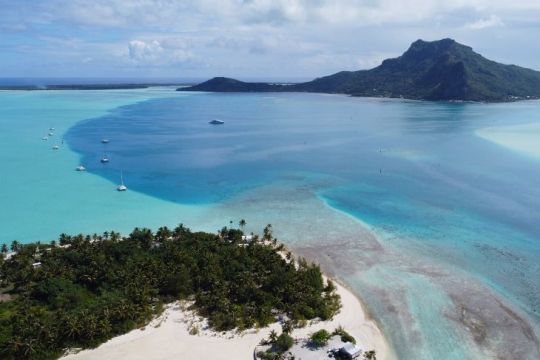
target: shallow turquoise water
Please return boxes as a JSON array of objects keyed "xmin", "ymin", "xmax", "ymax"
[
  {"xmin": 1, "ymin": 89, "xmax": 539, "ymax": 359},
  {"xmin": 0, "ymin": 88, "xmax": 211, "ymax": 242}
]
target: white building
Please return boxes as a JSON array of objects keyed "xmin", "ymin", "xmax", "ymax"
[{"xmin": 339, "ymin": 342, "xmax": 362, "ymax": 359}]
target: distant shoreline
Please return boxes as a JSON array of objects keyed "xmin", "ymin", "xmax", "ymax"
[
  {"xmin": 2, "ymin": 85, "xmax": 538, "ymax": 104},
  {"xmin": 0, "ymin": 83, "xmax": 190, "ymax": 91}
]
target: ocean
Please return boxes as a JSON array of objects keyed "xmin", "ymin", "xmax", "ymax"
[{"xmin": 1, "ymin": 88, "xmax": 539, "ymax": 359}]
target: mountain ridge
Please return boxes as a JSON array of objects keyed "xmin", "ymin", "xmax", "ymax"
[{"xmin": 179, "ymin": 38, "xmax": 540, "ymax": 102}]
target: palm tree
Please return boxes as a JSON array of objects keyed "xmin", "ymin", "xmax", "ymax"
[
  {"xmin": 156, "ymin": 226, "xmax": 172, "ymax": 242},
  {"xmin": 269, "ymin": 329, "xmax": 278, "ymax": 343},
  {"xmin": 219, "ymin": 227, "xmax": 228, "ymax": 239},
  {"xmin": 59, "ymin": 233, "xmax": 69, "ymax": 245},
  {"xmin": 64, "ymin": 314, "xmax": 82, "ymax": 339},
  {"xmin": 1, "ymin": 243, "xmax": 8, "ymax": 254},
  {"xmin": 282, "ymin": 320, "xmax": 294, "ymax": 334},
  {"xmin": 10, "ymin": 240, "xmax": 20, "ymax": 252},
  {"xmin": 110, "ymin": 231, "xmax": 120, "ymax": 242},
  {"xmin": 263, "ymin": 224, "xmax": 272, "ymax": 241},
  {"xmin": 6, "ymin": 337, "xmax": 25, "ymax": 357},
  {"xmin": 239, "ymin": 219, "xmax": 246, "ymax": 231},
  {"xmin": 173, "ymin": 223, "xmax": 186, "ymax": 238}
]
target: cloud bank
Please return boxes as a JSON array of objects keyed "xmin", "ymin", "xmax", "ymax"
[{"xmin": 1, "ymin": 0, "xmax": 539, "ymax": 78}]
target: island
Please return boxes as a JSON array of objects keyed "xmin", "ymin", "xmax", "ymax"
[
  {"xmin": 179, "ymin": 38, "xmax": 540, "ymax": 102},
  {"xmin": 0, "ymin": 224, "xmax": 386, "ymax": 359},
  {"xmin": 0, "ymin": 84, "xmax": 191, "ymax": 91}
]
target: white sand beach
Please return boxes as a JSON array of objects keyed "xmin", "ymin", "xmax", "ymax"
[
  {"xmin": 476, "ymin": 122, "xmax": 540, "ymax": 159},
  {"xmin": 62, "ymin": 279, "xmax": 389, "ymax": 360}
]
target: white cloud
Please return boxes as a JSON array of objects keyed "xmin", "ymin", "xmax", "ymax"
[
  {"xmin": 464, "ymin": 15, "xmax": 504, "ymax": 30},
  {"xmin": 28, "ymin": 0, "xmax": 539, "ymax": 28},
  {"xmin": 128, "ymin": 40, "xmax": 162, "ymax": 63},
  {"xmin": 3, "ymin": 0, "xmax": 540, "ymax": 77},
  {"xmin": 128, "ymin": 39, "xmax": 194, "ymax": 66}
]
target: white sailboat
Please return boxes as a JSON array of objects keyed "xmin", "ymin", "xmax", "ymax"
[
  {"xmin": 100, "ymin": 155, "xmax": 110, "ymax": 163},
  {"xmin": 52, "ymin": 145, "xmax": 59, "ymax": 150},
  {"xmin": 117, "ymin": 171, "xmax": 127, "ymax": 191},
  {"xmin": 76, "ymin": 165, "xmax": 86, "ymax": 171}
]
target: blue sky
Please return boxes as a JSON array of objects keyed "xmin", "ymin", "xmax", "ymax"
[{"xmin": 1, "ymin": 0, "xmax": 540, "ymax": 80}]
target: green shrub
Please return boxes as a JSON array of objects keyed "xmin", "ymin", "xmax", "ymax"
[
  {"xmin": 275, "ymin": 333, "xmax": 294, "ymax": 352},
  {"xmin": 333, "ymin": 325, "xmax": 356, "ymax": 344},
  {"xmin": 364, "ymin": 350, "xmax": 377, "ymax": 360},
  {"xmin": 257, "ymin": 351, "xmax": 281, "ymax": 360},
  {"xmin": 310, "ymin": 329, "xmax": 331, "ymax": 347},
  {"xmin": 189, "ymin": 324, "xmax": 199, "ymax": 335}
]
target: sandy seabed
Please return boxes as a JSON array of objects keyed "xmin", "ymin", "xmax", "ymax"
[{"xmin": 476, "ymin": 122, "xmax": 540, "ymax": 159}]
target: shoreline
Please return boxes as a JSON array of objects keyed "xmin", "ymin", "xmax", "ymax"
[
  {"xmin": 62, "ymin": 273, "xmax": 389, "ymax": 360},
  {"xmin": 326, "ymin": 276, "xmax": 392, "ymax": 359},
  {"xmin": 309, "ymin": 194, "xmax": 395, "ymax": 357}
]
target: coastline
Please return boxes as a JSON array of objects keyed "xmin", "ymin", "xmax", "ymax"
[{"xmin": 62, "ymin": 274, "xmax": 389, "ymax": 360}]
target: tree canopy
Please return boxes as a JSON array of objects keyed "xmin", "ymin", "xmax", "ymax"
[{"xmin": 0, "ymin": 224, "xmax": 340, "ymax": 359}]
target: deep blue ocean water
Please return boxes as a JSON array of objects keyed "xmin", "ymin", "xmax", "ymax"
[{"xmin": 2, "ymin": 89, "xmax": 539, "ymax": 359}]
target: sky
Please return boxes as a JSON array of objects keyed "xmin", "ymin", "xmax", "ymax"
[{"xmin": 1, "ymin": 0, "xmax": 540, "ymax": 81}]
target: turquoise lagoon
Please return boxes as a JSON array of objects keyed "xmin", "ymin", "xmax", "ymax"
[{"xmin": 1, "ymin": 88, "xmax": 539, "ymax": 359}]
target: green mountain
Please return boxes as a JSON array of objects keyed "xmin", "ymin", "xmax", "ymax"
[{"xmin": 179, "ymin": 39, "xmax": 540, "ymax": 102}]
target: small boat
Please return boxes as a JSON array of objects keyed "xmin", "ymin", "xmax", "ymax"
[
  {"xmin": 48, "ymin": 132, "xmax": 54, "ymax": 136},
  {"xmin": 52, "ymin": 145, "xmax": 59, "ymax": 150},
  {"xmin": 101, "ymin": 139, "xmax": 110, "ymax": 144},
  {"xmin": 117, "ymin": 171, "xmax": 127, "ymax": 191},
  {"xmin": 42, "ymin": 136, "xmax": 48, "ymax": 141},
  {"xmin": 100, "ymin": 155, "xmax": 110, "ymax": 163},
  {"xmin": 209, "ymin": 119, "xmax": 225, "ymax": 125},
  {"xmin": 76, "ymin": 165, "xmax": 86, "ymax": 171},
  {"xmin": 49, "ymin": 127, "xmax": 55, "ymax": 131}
]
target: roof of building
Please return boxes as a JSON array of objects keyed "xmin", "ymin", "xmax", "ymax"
[{"xmin": 340, "ymin": 342, "xmax": 362, "ymax": 355}]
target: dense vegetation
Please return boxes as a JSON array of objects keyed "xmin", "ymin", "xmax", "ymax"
[
  {"xmin": 179, "ymin": 38, "xmax": 540, "ymax": 102},
  {"xmin": 0, "ymin": 224, "xmax": 340, "ymax": 359}
]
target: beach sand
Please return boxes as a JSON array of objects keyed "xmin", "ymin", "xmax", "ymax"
[{"xmin": 62, "ymin": 280, "xmax": 389, "ymax": 360}]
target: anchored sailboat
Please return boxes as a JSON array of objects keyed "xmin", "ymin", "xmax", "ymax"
[{"xmin": 117, "ymin": 171, "xmax": 127, "ymax": 191}]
